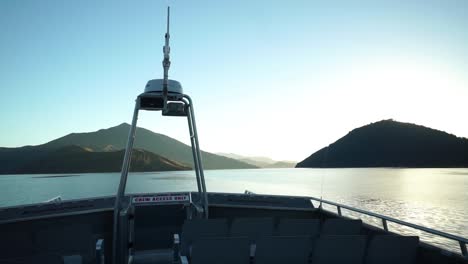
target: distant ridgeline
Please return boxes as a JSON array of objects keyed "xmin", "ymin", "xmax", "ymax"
[
  {"xmin": 0, "ymin": 123, "xmax": 256, "ymax": 174},
  {"xmin": 216, "ymin": 153, "xmax": 296, "ymax": 168},
  {"xmin": 297, "ymin": 120, "xmax": 468, "ymax": 168}
]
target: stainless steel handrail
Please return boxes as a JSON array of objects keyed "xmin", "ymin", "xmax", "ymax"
[{"xmin": 309, "ymin": 196, "xmax": 468, "ymax": 258}]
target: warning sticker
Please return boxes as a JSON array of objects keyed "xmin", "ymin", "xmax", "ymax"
[{"xmin": 132, "ymin": 194, "xmax": 190, "ymax": 204}]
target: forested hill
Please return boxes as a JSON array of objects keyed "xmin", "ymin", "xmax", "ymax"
[
  {"xmin": 0, "ymin": 145, "xmax": 191, "ymax": 174},
  {"xmin": 42, "ymin": 123, "xmax": 256, "ymax": 170},
  {"xmin": 0, "ymin": 123, "xmax": 256, "ymax": 172},
  {"xmin": 296, "ymin": 120, "xmax": 468, "ymax": 168}
]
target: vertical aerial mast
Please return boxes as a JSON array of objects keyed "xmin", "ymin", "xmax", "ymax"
[
  {"xmin": 112, "ymin": 6, "xmax": 209, "ymax": 264},
  {"xmin": 162, "ymin": 6, "xmax": 171, "ymax": 108}
]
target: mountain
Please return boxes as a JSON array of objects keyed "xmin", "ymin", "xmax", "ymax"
[
  {"xmin": 267, "ymin": 161, "xmax": 297, "ymax": 168},
  {"xmin": 296, "ymin": 120, "xmax": 468, "ymax": 168},
  {"xmin": 216, "ymin": 153, "xmax": 247, "ymax": 160},
  {"xmin": 217, "ymin": 153, "xmax": 296, "ymax": 168},
  {"xmin": 3, "ymin": 145, "xmax": 190, "ymax": 174},
  {"xmin": 0, "ymin": 123, "xmax": 256, "ymax": 171}
]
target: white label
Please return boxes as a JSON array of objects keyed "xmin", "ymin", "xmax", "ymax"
[{"xmin": 132, "ymin": 194, "xmax": 190, "ymax": 204}]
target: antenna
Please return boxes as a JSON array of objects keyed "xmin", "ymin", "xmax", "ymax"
[{"xmin": 162, "ymin": 6, "xmax": 171, "ymax": 107}]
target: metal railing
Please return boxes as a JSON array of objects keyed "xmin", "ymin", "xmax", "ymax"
[{"xmin": 309, "ymin": 196, "xmax": 468, "ymax": 258}]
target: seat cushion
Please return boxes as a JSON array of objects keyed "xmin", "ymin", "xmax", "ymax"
[
  {"xmin": 255, "ymin": 236, "xmax": 312, "ymax": 264},
  {"xmin": 312, "ymin": 235, "xmax": 366, "ymax": 264},
  {"xmin": 365, "ymin": 235, "xmax": 419, "ymax": 264},
  {"xmin": 191, "ymin": 237, "xmax": 250, "ymax": 264}
]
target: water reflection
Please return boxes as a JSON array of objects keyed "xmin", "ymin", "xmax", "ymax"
[{"xmin": 0, "ymin": 168, "xmax": 466, "ymax": 254}]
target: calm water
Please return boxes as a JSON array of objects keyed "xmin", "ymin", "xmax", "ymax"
[{"xmin": 0, "ymin": 168, "xmax": 467, "ymax": 253}]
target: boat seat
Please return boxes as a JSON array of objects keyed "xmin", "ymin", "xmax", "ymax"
[
  {"xmin": 179, "ymin": 218, "xmax": 229, "ymax": 256},
  {"xmin": 311, "ymin": 235, "xmax": 367, "ymax": 264},
  {"xmin": 133, "ymin": 204, "xmax": 186, "ymax": 250},
  {"xmin": 1, "ymin": 254, "xmax": 65, "ymax": 264},
  {"xmin": 321, "ymin": 219, "xmax": 362, "ymax": 235},
  {"xmin": 132, "ymin": 249, "xmax": 173, "ymax": 264},
  {"xmin": 277, "ymin": 218, "xmax": 320, "ymax": 237},
  {"xmin": 189, "ymin": 237, "xmax": 250, "ymax": 264},
  {"xmin": 0, "ymin": 231, "xmax": 35, "ymax": 258},
  {"xmin": 255, "ymin": 236, "xmax": 312, "ymax": 264},
  {"xmin": 34, "ymin": 224, "xmax": 93, "ymax": 263},
  {"xmin": 365, "ymin": 235, "xmax": 419, "ymax": 264},
  {"xmin": 230, "ymin": 217, "xmax": 274, "ymax": 257},
  {"xmin": 63, "ymin": 255, "xmax": 83, "ymax": 264},
  {"xmin": 230, "ymin": 217, "xmax": 274, "ymax": 243},
  {"xmin": 0, "ymin": 230, "xmax": 85, "ymax": 264}
]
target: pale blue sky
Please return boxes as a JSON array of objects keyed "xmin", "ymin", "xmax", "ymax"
[{"xmin": 1, "ymin": 0, "xmax": 467, "ymax": 160}]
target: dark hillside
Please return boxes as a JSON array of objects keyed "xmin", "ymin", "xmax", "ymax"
[
  {"xmin": 297, "ymin": 120, "xmax": 468, "ymax": 168},
  {"xmin": 42, "ymin": 123, "xmax": 255, "ymax": 170},
  {"xmin": 0, "ymin": 123, "xmax": 256, "ymax": 171},
  {"xmin": 6, "ymin": 145, "xmax": 190, "ymax": 174}
]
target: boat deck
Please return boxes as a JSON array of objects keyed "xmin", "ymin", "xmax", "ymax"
[{"xmin": 0, "ymin": 192, "xmax": 466, "ymax": 264}]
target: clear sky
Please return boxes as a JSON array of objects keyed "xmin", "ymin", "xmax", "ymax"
[{"xmin": 1, "ymin": 0, "xmax": 467, "ymax": 161}]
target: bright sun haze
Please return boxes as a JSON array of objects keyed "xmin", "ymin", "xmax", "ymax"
[{"xmin": 0, "ymin": 0, "xmax": 467, "ymax": 161}]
